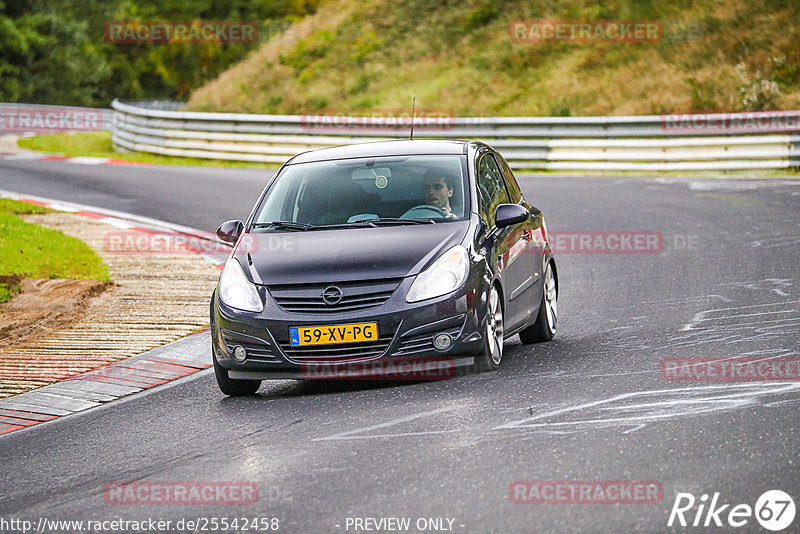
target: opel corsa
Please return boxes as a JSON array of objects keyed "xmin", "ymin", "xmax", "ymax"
[{"xmin": 211, "ymin": 140, "xmax": 558, "ymax": 395}]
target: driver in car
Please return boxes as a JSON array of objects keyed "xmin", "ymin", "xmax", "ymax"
[{"xmin": 422, "ymin": 167, "xmax": 458, "ymax": 219}]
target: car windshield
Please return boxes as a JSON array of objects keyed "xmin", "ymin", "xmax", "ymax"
[{"xmin": 253, "ymin": 155, "xmax": 470, "ymax": 229}]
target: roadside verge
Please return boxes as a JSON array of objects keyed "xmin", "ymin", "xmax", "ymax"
[{"xmin": 0, "ymin": 191, "xmax": 230, "ymax": 435}]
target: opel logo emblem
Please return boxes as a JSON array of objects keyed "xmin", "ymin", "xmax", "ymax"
[{"xmin": 322, "ymin": 286, "xmax": 343, "ymax": 305}]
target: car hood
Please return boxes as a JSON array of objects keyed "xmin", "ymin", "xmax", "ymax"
[{"xmin": 234, "ymin": 222, "xmax": 470, "ymax": 285}]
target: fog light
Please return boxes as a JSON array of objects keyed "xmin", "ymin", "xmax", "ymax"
[
  {"xmin": 233, "ymin": 345, "xmax": 247, "ymax": 362},
  {"xmin": 433, "ymin": 333, "xmax": 452, "ymax": 351}
]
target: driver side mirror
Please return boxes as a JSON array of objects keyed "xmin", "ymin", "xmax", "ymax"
[
  {"xmin": 216, "ymin": 220, "xmax": 244, "ymax": 244},
  {"xmin": 494, "ymin": 204, "xmax": 530, "ymax": 228}
]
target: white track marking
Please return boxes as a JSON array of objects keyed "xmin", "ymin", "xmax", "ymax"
[
  {"xmin": 64, "ymin": 157, "xmax": 110, "ymax": 165},
  {"xmin": 495, "ymin": 382, "xmax": 800, "ymax": 434},
  {"xmin": 681, "ymin": 300, "xmax": 800, "ymax": 331},
  {"xmin": 312, "ymin": 406, "xmax": 459, "ymax": 441}
]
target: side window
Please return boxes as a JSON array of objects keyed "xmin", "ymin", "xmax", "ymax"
[
  {"xmin": 496, "ymin": 155, "xmax": 522, "ymax": 203},
  {"xmin": 477, "ymin": 153, "xmax": 510, "ymax": 227}
]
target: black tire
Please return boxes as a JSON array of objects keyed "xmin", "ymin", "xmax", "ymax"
[
  {"xmin": 213, "ymin": 356, "xmax": 261, "ymax": 396},
  {"xmin": 519, "ymin": 262, "xmax": 557, "ymax": 344},
  {"xmin": 475, "ymin": 284, "xmax": 504, "ymax": 372}
]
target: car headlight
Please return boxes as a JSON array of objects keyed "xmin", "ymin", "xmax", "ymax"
[
  {"xmin": 218, "ymin": 258, "xmax": 264, "ymax": 312},
  {"xmin": 406, "ymin": 245, "xmax": 469, "ymax": 303}
]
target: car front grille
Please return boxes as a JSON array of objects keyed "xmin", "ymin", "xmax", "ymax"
[
  {"xmin": 278, "ymin": 335, "xmax": 394, "ymax": 363},
  {"xmin": 267, "ymin": 279, "xmax": 402, "ymax": 314}
]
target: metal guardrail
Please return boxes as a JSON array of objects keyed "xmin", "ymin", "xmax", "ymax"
[{"xmin": 109, "ymin": 100, "xmax": 794, "ymax": 170}]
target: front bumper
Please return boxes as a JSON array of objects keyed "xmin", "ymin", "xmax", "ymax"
[{"xmin": 211, "ymin": 276, "xmax": 486, "ymax": 379}]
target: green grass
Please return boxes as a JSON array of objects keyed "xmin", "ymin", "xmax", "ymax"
[
  {"xmin": 0, "ymin": 280, "xmax": 21, "ymax": 303},
  {"xmin": 0, "ymin": 199, "xmax": 50, "ymax": 215},
  {"xmin": 16, "ymin": 132, "xmax": 279, "ymax": 169},
  {"xmin": 0, "ymin": 199, "xmax": 109, "ymax": 303}
]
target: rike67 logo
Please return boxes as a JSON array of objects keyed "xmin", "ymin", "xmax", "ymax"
[{"xmin": 668, "ymin": 490, "xmax": 795, "ymax": 531}]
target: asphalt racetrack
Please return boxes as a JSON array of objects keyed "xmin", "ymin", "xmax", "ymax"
[{"xmin": 1, "ymin": 159, "xmax": 799, "ymax": 533}]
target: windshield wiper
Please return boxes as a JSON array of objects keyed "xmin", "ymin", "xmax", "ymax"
[
  {"xmin": 368, "ymin": 218, "xmax": 437, "ymax": 226},
  {"xmin": 312, "ymin": 220, "xmax": 378, "ymax": 229},
  {"xmin": 251, "ymin": 221, "xmax": 317, "ymax": 231},
  {"xmin": 251, "ymin": 218, "xmax": 438, "ymax": 232}
]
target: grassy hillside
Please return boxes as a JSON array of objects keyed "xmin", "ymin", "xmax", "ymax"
[{"xmin": 186, "ymin": 0, "xmax": 800, "ymax": 116}]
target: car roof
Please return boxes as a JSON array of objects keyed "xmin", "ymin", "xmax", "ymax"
[{"xmin": 287, "ymin": 139, "xmax": 476, "ymax": 164}]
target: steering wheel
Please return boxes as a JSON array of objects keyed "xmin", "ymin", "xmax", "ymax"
[{"xmin": 400, "ymin": 205, "xmax": 450, "ymax": 219}]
